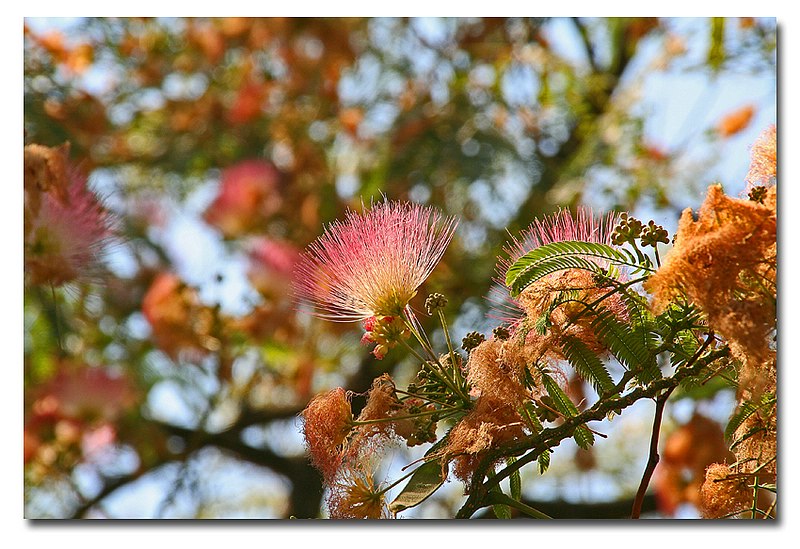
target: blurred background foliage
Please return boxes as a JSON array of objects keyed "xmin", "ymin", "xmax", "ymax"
[{"xmin": 23, "ymin": 17, "xmax": 776, "ymax": 518}]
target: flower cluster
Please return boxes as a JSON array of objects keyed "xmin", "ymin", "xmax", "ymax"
[
  {"xmin": 24, "ymin": 143, "xmax": 115, "ymax": 287},
  {"xmin": 295, "ymin": 128, "xmax": 777, "ymax": 519},
  {"xmin": 293, "ymin": 200, "xmax": 457, "ymax": 323}
]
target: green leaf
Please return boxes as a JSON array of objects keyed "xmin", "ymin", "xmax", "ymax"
[
  {"xmin": 591, "ymin": 309, "xmax": 660, "ymax": 383},
  {"xmin": 537, "ymin": 449, "xmax": 551, "ymax": 475},
  {"xmin": 505, "ymin": 240, "xmax": 646, "ymax": 297},
  {"xmin": 522, "ymin": 401, "xmax": 543, "ymax": 432},
  {"xmin": 388, "ymin": 439, "xmax": 448, "ymax": 514},
  {"xmin": 486, "ymin": 491, "xmax": 552, "ymax": 519},
  {"xmin": 491, "ymin": 491, "xmax": 512, "ymax": 519},
  {"xmin": 541, "ymin": 373, "xmax": 595, "ymax": 449},
  {"xmin": 620, "ymin": 290, "xmax": 658, "ymax": 350},
  {"xmin": 487, "ymin": 468, "xmax": 512, "ymax": 519},
  {"xmin": 725, "ymin": 392, "xmax": 776, "ymax": 442},
  {"xmin": 560, "ymin": 335, "xmax": 616, "ymax": 396},
  {"xmin": 508, "ymin": 457, "xmax": 521, "ymax": 501}
]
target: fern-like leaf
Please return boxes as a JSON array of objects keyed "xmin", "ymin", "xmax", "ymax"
[
  {"xmin": 541, "ymin": 372, "xmax": 595, "ymax": 449},
  {"xmin": 505, "ymin": 241, "xmax": 650, "ymax": 297},
  {"xmin": 560, "ymin": 335, "xmax": 616, "ymax": 396},
  {"xmin": 619, "ymin": 290, "xmax": 658, "ymax": 351},
  {"xmin": 591, "ymin": 309, "xmax": 660, "ymax": 383},
  {"xmin": 725, "ymin": 392, "xmax": 776, "ymax": 442},
  {"xmin": 537, "ymin": 449, "xmax": 551, "ymax": 475}
]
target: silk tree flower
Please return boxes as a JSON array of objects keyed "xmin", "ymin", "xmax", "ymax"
[
  {"xmin": 745, "ymin": 125, "xmax": 776, "ymax": 191},
  {"xmin": 24, "ymin": 162, "xmax": 115, "ymax": 287},
  {"xmin": 301, "ymin": 387, "xmax": 354, "ymax": 483},
  {"xmin": 293, "ymin": 200, "xmax": 457, "ymax": 322},
  {"xmin": 489, "ymin": 207, "xmax": 621, "ymax": 328},
  {"xmin": 486, "ymin": 207, "xmax": 628, "ymax": 371}
]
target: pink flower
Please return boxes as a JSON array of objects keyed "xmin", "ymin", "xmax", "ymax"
[
  {"xmin": 489, "ymin": 207, "xmax": 620, "ymax": 326},
  {"xmin": 294, "ymin": 201, "xmax": 457, "ymax": 322},
  {"xmin": 25, "ymin": 169, "xmax": 114, "ymax": 287},
  {"xmin": 203, "ymin": 160, "xmax": 282, "ymax": 237},
  {"xmin": 28, "ymin": 363, "xmax": 138, "ymax": 424},
  {"xmin": 246, "ymin": 237, "xmax": 300, "ymax": 298}
]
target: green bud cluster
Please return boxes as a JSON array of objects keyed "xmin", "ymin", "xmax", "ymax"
[
  {"xmin": 640, "ymin": 220, "xmax": 669, "ymax": 247},
  {"xmin": 612, "ymin": 213, "xmax": 669, "ymax": 250},
  {"xmin": 748, "ymin": 185, "xmax": 768, "ymax": 204},
  {"xmin": 461, "ymin": 331, "xmax": 485, "ymax": 352},
  {"xmin": 425, "ymin": 292, "xmax": 448, "ymax": 315},
  {"xmin": 492, "ymin": 326, "xmax": 510, "ymax": 341},
  {"xmin": 611, "ymin": 212, "xmax": 644, "ymax": 245}
]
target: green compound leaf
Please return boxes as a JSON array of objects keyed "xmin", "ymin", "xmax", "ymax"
[
  {"xmin": 725, "ymin": 392, "xmax": 776, "ymax": 443},
  {"xmin": 619, "ymin": 290, "xmax": 658, "ymax": 351},
  {"xmin": 389, "ymin": 438, "xmax": 448, "ymax": 514},
  {"xmin": 560, "ymin": 335, "xmax": 616, "ymax": 397},
  {"xmin": 508, "ymin": 457, "xmax": 521, "ymax": 501},
  {"xmin": 505, "ymin": 240, "xmax": 647, "ymax": 297},
  {"xmin": 537, "ymin": 449, "xmax": 551, "ymax": 475},
  {"xmin": 591, "ymin": 309, "xmax": 660, "ymax": 383},
  {"xmin": 541, "ymin": 372, "xmax": 595, "ymax": 449}
]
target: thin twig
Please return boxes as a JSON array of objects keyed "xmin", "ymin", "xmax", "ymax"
[
  {"xmin": 631, "ymin": 333, "xmax": 715, "ymax": 518},
  {"xmin": 630, "ymin": 386, "xmax": 675, "ymax": 518}
]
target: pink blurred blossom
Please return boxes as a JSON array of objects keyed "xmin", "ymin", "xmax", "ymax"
[
  {"xmin": 246, "ymin": 237, "xmax": 301, "ymax": 298},
  {"xmin": 203, "ymin": 160, "xmax": 282, "ymax": 237},
  {"xmin": 25, "ymin": 169, "xmax": 114, "ymax": 286},
  {"xmin": 29, "ymin": 364, "xmax": 138, "ymax": 424}
]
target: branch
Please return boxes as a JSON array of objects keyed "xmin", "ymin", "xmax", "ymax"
[
  {"xmin": 68, "ymin": 464, "xmax": 164, "ymax": 518},
  {"xmin": 571, "ymin": 17, "xmax": 599, "ymax": 72},
  {"xmin": 475, "ymin": 493, "xmax": 659, "ymax": 519},
  {"xmin": 455, "ymin": 343, "xmax": 730, "ymax": 519},
  {"xmin": 630, "ymin": 387, "xmax": 674, "ymax": 518},
  {"xmin": 632, "ymin": 334, "xmax": 714, "ymax": 518}
]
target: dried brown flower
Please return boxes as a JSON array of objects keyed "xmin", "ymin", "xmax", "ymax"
[
  {"xmin": 327, "ymin": 460, "xmax": 392, "ymax": 519},
  {"xmin": 445, "ymin": 397, "xmax": 526, "ymax": 485},
  {"xmin": 301, "ymin": 388, "xmax": 354, "ymax": 483},
  {"xmin": 699, "ymin": 463, "xmax": 752, "ymax": 518},
  {"xmin": 644, "ymin": 184, "xmax": 776, "ymax": 395},
  {"xmin": 745, "ymin": 125, "xmax": 776, "ymax": 190}
]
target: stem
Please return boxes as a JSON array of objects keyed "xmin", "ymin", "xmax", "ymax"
[
  {"xmin": 630, "ymin": 385, "xmax": 675, "ymax": 519},
  {"xmin": 402, "ymin": 311, "xmax": 439, "ymax": 363},
  {"xmin": 50, "ymin": 284, "xmax": 63, "ymax": 352},
  {"xmin": 437, "ymin": 309, "xmax": 461, "ymax": 387},
  {"xmin": 398, "ymin": 336, "xmax": 432, "ymax": 367},
  {"xmin": 394, "ymin": 388, "xmax": 452, "ymax": 408},
  {"xmin": 485, "ymin": 491, "xmax": 552, "ymax": 519},
  {"xmin": 631, "ymin": 333, "xmax": 714, "ymax": 518},
  {"xmin": 400, "ymin": 320, "xmax": 464, "ymax": 399},
  {"xmin": 377, "ymin": 465, "xmax": 425, "ymax": 496},
  {"xmin": 351, "ymin": 407, "xmax": 459, "ymax": 426},
  {"xmin": 557, "ymin": 275, "xmax": 649, "ymax": 334},
  {"xmin": 751, "ymin": 477, "xmax": 760, "ymax": 520}
]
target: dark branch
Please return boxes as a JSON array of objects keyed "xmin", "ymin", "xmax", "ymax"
[{"xmin": 476, "ymin": 493, "xmax": 659, "ymax": 519}]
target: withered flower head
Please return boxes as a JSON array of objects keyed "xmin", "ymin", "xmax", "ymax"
[
  {"xmin": 327, "ymin": 460, "xmax": 392, "ymax": 519},
  {"xmin": 301, "ymin": 387, "xmax": 354, "ymax": 483},
  {"xmin": 445, "ymin": 396, "xmax": 526, "ymax": 484}
]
